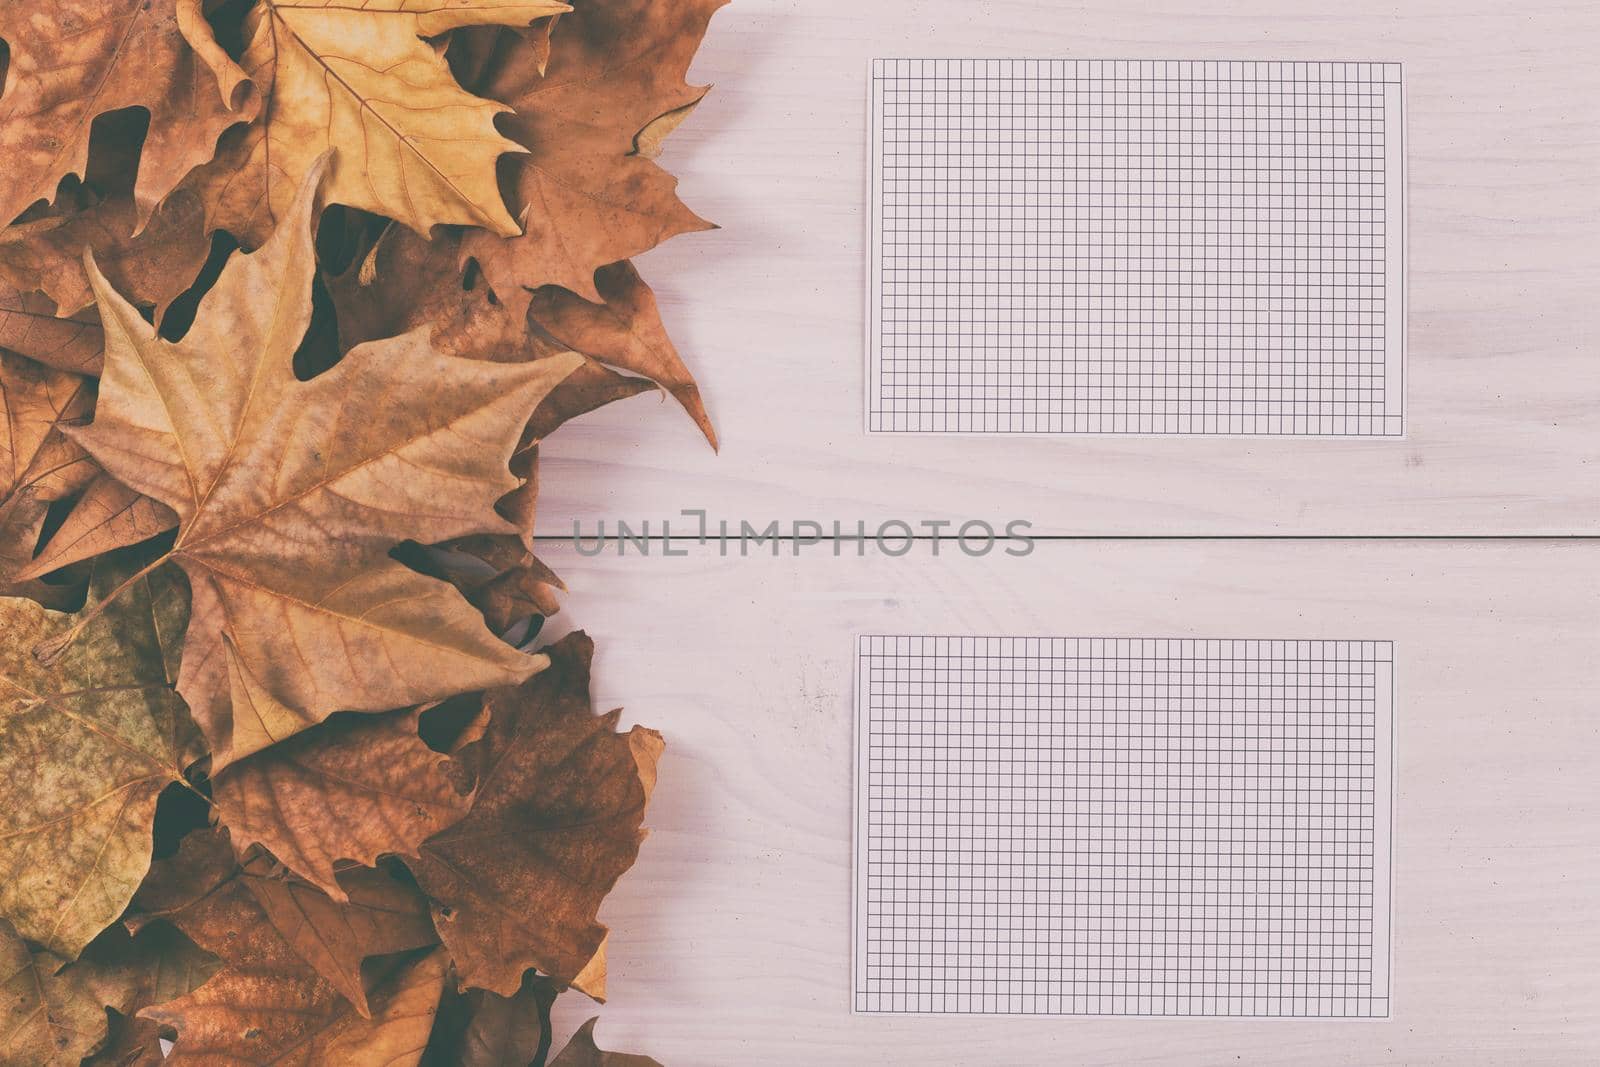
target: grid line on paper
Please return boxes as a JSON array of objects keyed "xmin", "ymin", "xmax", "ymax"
[
  {"xmin": 853, "ymin": 636, "xmax": 1394, "ymax": 1018},
  {"xmin": 867, "ymin": 59, "xmax": 1406, "ymax": 436}
]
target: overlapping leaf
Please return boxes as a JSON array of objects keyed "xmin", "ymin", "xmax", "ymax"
[
  {"xmin": 423, "ymin": 971, "xmax": 557, "ymax": 1067},
  {"xmin": 0, "ymin": 919, "xmax": 217, "ymax": 1066},
  {"xmin": 183, "ymin": 0, "xmax": 570, "ymax": 248},
  {"xmin": 0, "ymin": 284, "xmax": 102, "ymax": 374},
  {"xmin": 65, "ymin": 159, "xmax": 581, "ymax": 769},
  {"xmin": 0, "ymin": 557, "xmax": 197, "ymax": 959},
  {"xmin": 134, "ymin": 830, "xmax": 447, "ymax": 1062},
  {"xmin": 0, "ymin": 350, "xmax": 97, "ymax": 605},
  {"xmin": 403, "ymin": 632, "xmax": 664, "ymax": 998},
  {"xmin": 0, "ymin": 3, "xmax": 721, "ymax": 1060},
  {"xmin": 549, "ymin": 1019, "xmax": 663, "ymax": 1067},
  {"xmin": 0, "ymin": 185, "xmax": 214, "ymax": 319},
  {"xmin": 133, "ymin": 828, "xmax": 439, "ymax": 1021},
  {"xmin": 0, "ymin": 0, "xmax": 254, "ymax": 229},
  {"xmin": 459, "ymin": 0, "xmax": 727, "ymax": 305},
  {"xmin": 211, "ymin": 708, "xmax": 473, "ymax": 900}
]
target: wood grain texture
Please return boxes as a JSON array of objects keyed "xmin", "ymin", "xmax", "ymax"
[
  {"xmin": 540, "ymin": 540, "xmax": 1600, "ymax": 1065},
  {"xmin": 534, "ymin": 0, "xmax": 1600, "ymax": 536}
]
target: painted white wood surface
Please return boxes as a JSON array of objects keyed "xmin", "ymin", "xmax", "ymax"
[
  {"xmin": 542, "ymin": 540, "xmax": 1600, "ymax": 1065},
  {"xmin": 535, "ymin": 0, "xmax": 1600, "ymax": 537}
]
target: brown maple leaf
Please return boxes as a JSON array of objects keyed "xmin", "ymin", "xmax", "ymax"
[
  {"xmin": 58, "ymin": 158, "xmax": 584, "ymax": 770},
  {"xmin": 0, "ymin": 556, "xmax": 198, "ymax": 960},
  {"xmin": 460, "ymin": 0, "xmax": 726, "ymax": 307},
  {"xmin": 19, "ymin": 471, "xmax": 179, "ymax": 583},
  {"xmin": 133, "ymin": 833, "xmax": 448, "ymax": 1063},
  {"xmin": 549, "ymin": 1018, "xmax": 663, "ymax": 1067},
  {"xmin": 402, "ymin": 632, "xmax": 664, "ymax": 998},
  {"xmin": 149, "ymin": 946, "xmax": 447, "ymax": 1066},
  {"xmin": 0, "ymin": 919, "xmax": 217, "ymax": 1067},
  {"xmin": 332, "ymin": 227, "xmax": 713, "ymax": 448},
  {"xmin": 527, "ymin": 261, "xmax": 718, "ymax": 448},
  {"xmin": 0, "ymin": 0, "xmax": 256, "ymax": 229},
  {"xmin": 0, "ymin": 284, "xmax": 102, "ymax": 375},
  {"xmin": 133, "ymin": 828, "xmax": 439, "ymax": 1021},
  {"xmin": 181, "ymin": 0, "xmax": 570, "ymax": 250},
  {"xmin": 421, "ymin": 971, "xmax": 557, "ymax": 1067},
  {"xmin": 328, "ymin": 228, "xmax": 704, "ymax": 631},
  {"xmin": 211, "ymin": 708, "xmax": 473, "ymax": 902},
  {"xmin": 0, "ymin": 185, "xmax": 214, "ymax": 319},
  {"xmin": 0, "ymin": 350, "xmax": 98, "ymax": 606}
]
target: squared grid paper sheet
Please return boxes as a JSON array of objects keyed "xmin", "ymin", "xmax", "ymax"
[
  {"xmin": 867, "ymin": 59, "xmax": 1407, "ymax": 435},
  {"xmin": 853, "ymin": 636, "xmax": 1394, "ymax": 1018}
]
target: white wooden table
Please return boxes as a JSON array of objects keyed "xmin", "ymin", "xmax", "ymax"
[
  {"xmin": 533, "ymin": 1, "xmax": 1600, "ymax": 1062},
  {"xmin": 537, "ymin": 0, "xmax": 1599, "ymax": 538},
  {"xmin": 545, "ymin": 541, "xmax": 1599, "ymax": 1065}
]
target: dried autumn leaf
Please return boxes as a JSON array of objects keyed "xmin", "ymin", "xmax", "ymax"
[
  {"xmin": 211, "ymin": 708, "xmax": 473, "ymax": 901},
  {"xmin": 0, "ymin": 284, "xmax": 102, "ymax": 374},
  {"xmin": 329, "ymin": 226, "xmax": 566, "ymax": 366},
  {"xmin": 0, "ymin": 350, "xmax": 97, "ymax": 604},
  {"xmin": 65, "ymin": 159, "xmax": 583, "ymax": 770},
  {"xmin": 0, "ymin": 0, "xmax": 255, "ymax": 229},
  {"xmin": 0, "ymin": 557, "xmax": 197, "ymax": 959},
  {"xmin": 184, "ymin": 0, "xmax": 570, "ymax": 249},
  {"xmin": 133, "ymin": 832, "xmax": 446, "ymax": 1062},
  {"xmin": 466, "ymin": 552, "xmax": 566, "ymax": 633},
  {"xmin": 549, "ymin": 1018, "xmax": 662, "ymax": 1067},
  {"xmin": 422, "ymin": 971, "xmax": 556, "ymax": 1067},
  {"xmin": 149, "ymin": 945, "xmax": 447, "ymax": 1066},
  {"xmin": 0, "ymin": 920, "xmax": 216, "ymax": 1067},
  {"xmin": 326, "ymin": 229, "xmax": 670, "ymax": 628},
  {"xmin": 0, "ymin": 186, "xmax": 213, "ymax": 318},
  {"xmin": 461, "ymin": 0, "xmax": 725, "ymax": 306},
  {"xmin": 403, "ymin": 632, "xmax": 664, "ymax": 997},
  {"xmin": 19, "ymin": 472, "xmax": 179, "ymax": 583},
  {"xmin": 83, "ymin": 928, "xmax": 220, "ymax": 1067},
  {"xmin": 0, "ymin": 922, "xmax": 124, "ymax": 1065},
  {"xmin": 527, "ymin": 261, "xmax": 717, "ymax": 448},
  {"xmin": 135, "ymin": 825, "xmax": 438, "ymax": 1017},
  {"xmin": 134, "ymin": 829, "xmax": 438, "ymax": 1022},
  {"xmin": 329, "ymin": 228, "xmax": 704, "ymax": 445}
]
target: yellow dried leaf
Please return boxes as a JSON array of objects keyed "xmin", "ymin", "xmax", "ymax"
[
  {"xmin": 65, "ymin": 159, "xmax": 583, "ymax": 769},
  {"xmin": 0, "ymin": 559, "xmax": 197, "ymax": 959},
  {"xmin": 185, "ymin": 0, "xmax": 570, "ymax": 248}
]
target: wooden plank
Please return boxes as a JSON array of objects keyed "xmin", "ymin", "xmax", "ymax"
[
  {"xmin": 535, "ymin": 0, "xmax": 1600, "ymax": 536},
  {"xmin": 542, "ymin": 540, "xmax": 1600, "ymax": 1064}
]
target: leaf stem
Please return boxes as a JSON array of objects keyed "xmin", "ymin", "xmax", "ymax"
[{"xmin": 32, "ymin": 551, "xmax": 175, "ymax": 665}]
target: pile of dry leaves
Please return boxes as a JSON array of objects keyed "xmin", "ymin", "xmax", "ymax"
[{"xmin": 0, "ymin": 0, "xmax": 724, "ymax": 1063}]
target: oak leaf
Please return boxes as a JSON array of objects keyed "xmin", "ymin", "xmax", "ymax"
[
  {"xmin": 183, "ymin": 0, "xmax": 570, "ymax": 250},
  {"xmin": 460, "ymin": 0, "xmax": 726, "ymax": 307},
  {"xmin": 0, "ymin": 920, "xmax": 216, "ymax": 1067},
  {"xmin": 0, "ymin": 557, "xmax": 198, "ymax": 959},
  {"xmin": 0, "ymin": 0, "xmax": 255, "ymax": 229},
  {"xmin": 133, "ymin": 829, "xmax": 439, "ymax": 1021},
  {"xmin": 549, "ymin": 1018, "xmax": 662, "ymax": 1067},
  {"xmin": 65, "ymin": 160, "xmax": 583, "ymax": 770},
  {"xmin": 402, "ymin": 632, "xmax": 664, "ymax": 997},
  {"xmin": 211, "ymin": 708, "xmax": 473, "ymax": 901}
]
